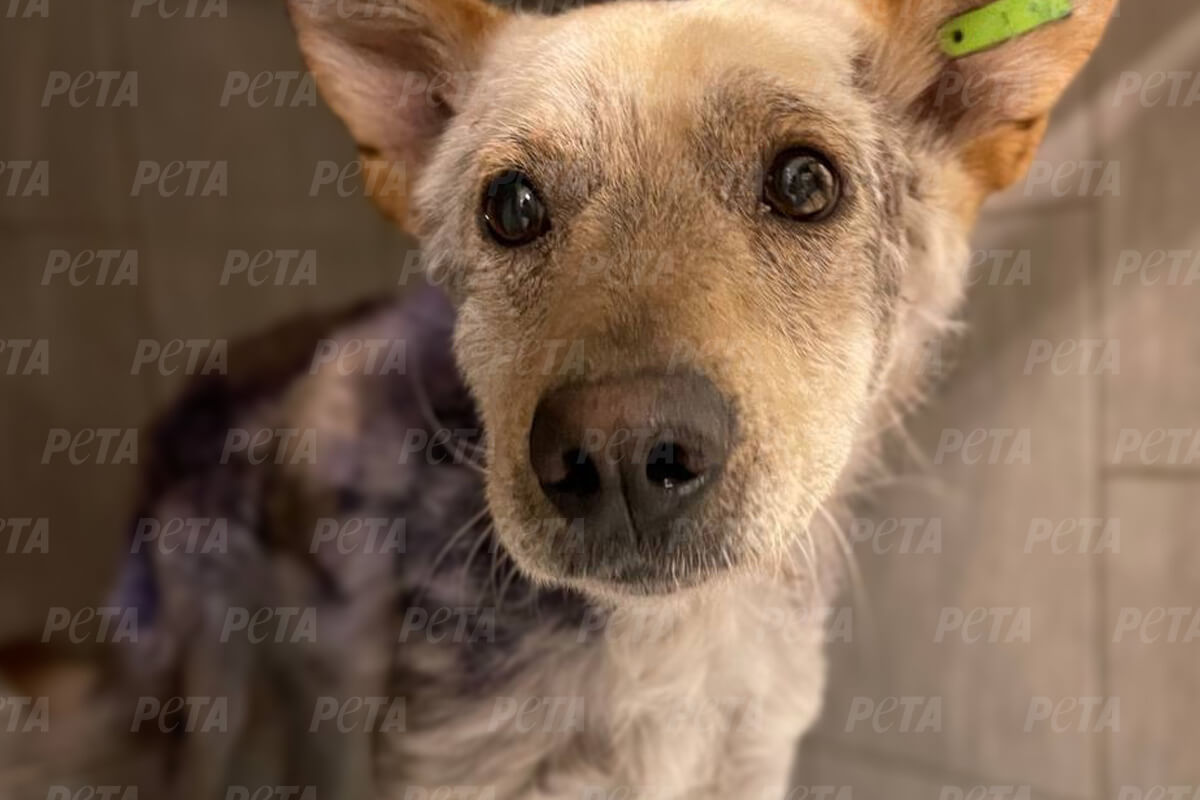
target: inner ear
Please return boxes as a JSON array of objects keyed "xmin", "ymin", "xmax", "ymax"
[
  {"xmin": 288, "ymin": 0, "xmax": 508, "ymax": 225},
  {"xmin": 863, "ymin": 0, "xmax": 1115, "ymax": 201}
]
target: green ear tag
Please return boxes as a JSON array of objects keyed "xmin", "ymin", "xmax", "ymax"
[{"xmin": 939, "ymin": 0, "xmax": 1073, "ymax": 58}]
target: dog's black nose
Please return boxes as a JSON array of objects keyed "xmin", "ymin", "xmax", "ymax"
[{"xmin": 528, "ymin": 372, "xmax": 732, "ymax": 544}]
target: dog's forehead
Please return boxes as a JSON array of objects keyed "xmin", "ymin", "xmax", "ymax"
[{"xmin": 469, "ymin": 0, "xmax": 868, "ymax": 143}]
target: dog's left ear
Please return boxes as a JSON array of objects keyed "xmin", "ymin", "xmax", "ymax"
[
  {"xmin": 866, "ymin": 0, "xmax": 1116, "ymax": 206},
  {"xmin": 287, "ymin": 0, "xmax": 508, "ymax": 226}
]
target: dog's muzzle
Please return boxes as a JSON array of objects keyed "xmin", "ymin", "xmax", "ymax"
[{"xmin": 527, "ymin": 370, "xmax": 734, "ymax": 582}]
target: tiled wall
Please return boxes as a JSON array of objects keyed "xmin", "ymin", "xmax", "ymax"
[
  {"xmin": 0, "ymin": 1, "xmax": 413, "ymax": 640},
  {"xmin": 791, "ymin": 3, "xmax": 1200, "ymax": 797},
  {"xmin": 1, "ymin": 2, "xmax": 1197, "ymax": 797}
]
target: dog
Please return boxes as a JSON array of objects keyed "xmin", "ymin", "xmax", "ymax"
[{"xmin": 0, "ymin": 0, "xmax": 1115, "ymax": 797}]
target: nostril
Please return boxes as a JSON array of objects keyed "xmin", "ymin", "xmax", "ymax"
[
  {"xmin": 645, "ymin": 441, "xmax": 701, "ymax": 490},
  {"xmin": 545, "ymin": 448, "xmax": 602, "ymax": 497}
]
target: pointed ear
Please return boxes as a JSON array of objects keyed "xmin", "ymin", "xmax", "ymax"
[
  {"xmin": 866, "ymin": 0, "xmax": 1115, "ymax": 204},
  {"xmin": 287, "ymin": 0, "xmax": 508, "ymax": 226}
]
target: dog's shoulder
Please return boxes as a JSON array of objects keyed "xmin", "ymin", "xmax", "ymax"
[{"xmin": 99, "ymin": 286, "xmax": 497, "ymax": 794}]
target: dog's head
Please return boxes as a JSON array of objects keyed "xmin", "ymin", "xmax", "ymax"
[{"xmin": 289, "ymin": 0, "xmax": 1113, "ymax": 600}]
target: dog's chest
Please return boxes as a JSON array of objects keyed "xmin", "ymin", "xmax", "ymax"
[{"xmin": 375, "ymin": 588, "xmax": 826, "ymax": 800}]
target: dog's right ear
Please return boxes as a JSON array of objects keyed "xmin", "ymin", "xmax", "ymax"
[
  {"xmin": 861, "ymin": 0, "xmax": 1114, "ymax": 214},
  {"xmin": 287, "ymin": 0, "xmax": 508, "ymax": 226}
]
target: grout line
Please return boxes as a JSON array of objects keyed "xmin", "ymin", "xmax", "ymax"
[
  {"xmin": 103, "ymin": 5, "xmax": 161, "ymax": 413},
  {"xmin": 1086, "ymin": 35, "xmax": 1113, "ymax": 800},
  {"xmin": 982, "ymin": 194, "xmax": 1099, "ymax": 219},
  {"xmin": 0, "ymin": 216, "xmax": 142, "ymax": 236},
  {"xmin": 1100, "ymin": 464, "xmax": 1200, "ymax": 481}
]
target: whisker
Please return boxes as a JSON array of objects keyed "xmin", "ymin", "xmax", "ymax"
[
  {"xmin": 407, "ymin": 346, "xmax": 488, "ymax": 474},
  {"xmin": 427, "ymin": 506, "xmax": 491, "ymax": 578},
  {"xmin": 812, "ymin": 503, "xmax": 878, "ymax": 656}
]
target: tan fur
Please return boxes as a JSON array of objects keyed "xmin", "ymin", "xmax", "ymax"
[{"xmin": 283, "ymin": 1, "xmax": 1112, "ymax": 794}]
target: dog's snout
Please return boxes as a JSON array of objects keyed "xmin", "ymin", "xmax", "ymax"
[{"xmin": 528, "ymin": 372, "xmax": 732, "ymax": 544}]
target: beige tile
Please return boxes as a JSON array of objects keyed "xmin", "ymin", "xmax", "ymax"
[
  {"xmin": 120, "ymin": 1, "xmax": 378, "ymax": 230},
  {"xmin": 0, "ymin": 5, "xmax": 137, "ymax": 227},
  {"xmin": 1105, "ymin": 479, "xmax": 1200, "ymax": 794},
  {"xmin": 793, "ymin": 741, "xmax": 1077, "ymax": 800},
  {"xmin": 986, "ymin": 71, "xmax": 1103, "ymax": 218},
  {"xmin": 791, "ymin": 742, "xmax": 951, "ymax": 800},
  {"xmin": 813, "ymin": 208, "xmax": 1101, "ymax": 796},
  {"xmin": 135, "ymin": 213, "xmax": 412, "ymax": 410},
  {"xmin": 1097, "ymin": 5, "xmax": 1200, "ymax": 467},
  {"xmin": 0, "ymin": 228, "xmax": 151, "ymax": 642}
]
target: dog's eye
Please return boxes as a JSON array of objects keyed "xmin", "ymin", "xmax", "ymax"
[
  {"xmin": 481, "ymin": 170, "xmax": 550, "ymax": 246},
  {"xmin": 763, "ymin": 148, "xmax": 840, "ymax": 222}
]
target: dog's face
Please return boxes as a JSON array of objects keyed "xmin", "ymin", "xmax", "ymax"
[{"xmin": 291, "ymin": 0, "xmax": 1113, "ymax": 599}]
